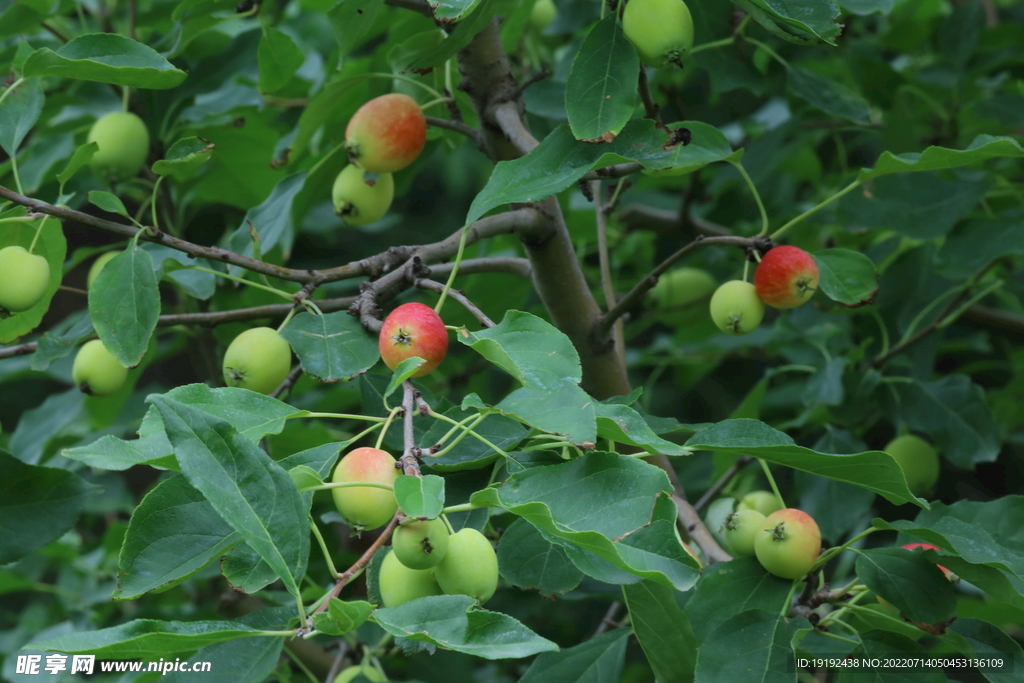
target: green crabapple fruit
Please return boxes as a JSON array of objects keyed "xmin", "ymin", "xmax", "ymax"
[
  {"xmin": 345, "ymin": 93, "xmax": 427, "ymax": 173},
  {"xmin": 87, "ymin": 251, "xmax": 119, "ymax": 290},
  {"xmin": 722, "ymin": 509, "xmax": 766, "ymax": 557},
  {"xmin": 709, "ymin": 280, "xmax": 764, "ymax": 335},
  {"xmin": 222, "ymin": 327, "xmax": 292, "ymax": 395},
  {"xmin": 332, "ymin": 447, "xmax": 399, "ymax": 532},
  {"xmin": 754, "ymin": 508, "xmax": 821, "ymax": 580},
  {"xmin": 392, "ymin": 518, "xmax": 450, "ymax": 570},
  {"xmin": 623, "ymin": 0, "xmax": 695, "ymax": 68},
  {"xmin": 738, "ymin": 490, "xmax": 783, "ymax": 517},
  {"xmin": 433, "ymin": 527, "xmax": 499, "ymax": 604},
  {"xmin": 378, "ymin": 548, "xmax": 443, "ymax": 608},
  {"xmin": 331, "ymin": 165, "xmax": 395, "ymax": 226},
  {"xmin": 530, "ymin": 0, "xmax": 557, "ymax": 30},
  {"xmin": 649, "ymin": 267, "xmax": 716, "ymax": 324},
  {"xmin": 87, "ymin": 112, "xmax": 150, "ymax": 184},
  {"xmin": 753, "ymin": 245, "xmax": 819, "ymax": 310},
  {"xmin": 883, "ymin": 434, "xmax": 940, "ymax": 498},
  {"xmin": 332, "ymin": 665, "xmax": 385, "ymax": 683},
  {"xmin": 72, "ymin": 339, "xmax": 128, "ymax": 396},
  {"xmin": 378, "ymin": 302, "xmax": 449, "ymax": 377},
  {"xmin": 0, "ymin": 246, "xmax": 50, "ymax": 313}
]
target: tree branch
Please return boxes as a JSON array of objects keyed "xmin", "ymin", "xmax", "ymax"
[
  {"xmin": 673, "ymin": 493, "xmax": 732, "ymax": 563},
  {"xmin": 414, "ymin": 278, "xmax": 495, "ymax": 327},
  {"xmin": 599, "ymin": 235, "xmax": 760, "ymax": 336},
  {"xmin": 425, "ymin": 115, "xmax": 486, "ymax": 151},
  {"xmin": 617, "ymin": 203, "xmax": 732, "ymax": 237},
  {"xmin": 637, "ymin": 67, "xmax": 665, "ymax": 130}
]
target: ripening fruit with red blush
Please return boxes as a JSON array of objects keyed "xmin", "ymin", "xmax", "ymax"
[
  {"xmin": 754, "ymin": 245, "xmax": 820, "ymax": 309},
  {"xmin": 331, "ymin": 447, "xmax": 399, "ymax": 531},
  {"xmin": 754, "ymin": 508, "xmax": 821, "ymax": 580},
  {"xmin": 378, "ymin": 302, "xmax": 448, "ymax": 377},
  {"xmin": 345, "ymin": 94, "xmax": 427, "ymax": 173}
]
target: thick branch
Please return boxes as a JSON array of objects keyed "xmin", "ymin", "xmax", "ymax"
[
  {"xmin": 600, "ymin": 235, "xmax": 758, "ymax": 335},
  {"xmin": 673, "ymin": 493, "xmax": 732, "ymax": 563}
]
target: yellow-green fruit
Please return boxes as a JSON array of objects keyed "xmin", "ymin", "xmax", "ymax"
[
  {"xmin": 378, "ymin": 549, "xmax": 443, "ymax": 608},
  {"xmin": 87, "ymin": 112, "xmax": 150, "ymax": 184},
  {"xmin": 883, "ymin": 434, "xmax": 940, "ymax": 497},
  {"xmin": 650, "ymin": 267, "xmax": 716, "ymax": 324},
  {"xmin": 709, "ymin": 280, "xmax": 764, "ymax": 335},
  {"xmin": 393, "ymin": 518, "xmax": 450, "ymax": 570},
  {"xmin": 723, "ymin": 509, "xmax": 766, "ymax": 557},
  {"xmin": 623, "ymin": 0, "xmax": 695, "ymax": 68},
  {"xmin": 87, "ymin": 251, "xmax": 119, "ymax": 290},
  {"xmin": 332, "ymin": 165, "xmax": 395, "ymax": 226},
  {"xmin": 222, "ymin": 327, "xmax": 292, "ymax": 395},
  {"xmin": 433, "ymin": 528, "xmax": 498, "ymax": 604},
  {"xmin": 332, "ymin": 665, "xmax": 385, "ymax": 683},
  {"xmin": 0, "ymin": 246, "xmax": 50, "ymax": 312},
  {"xmin": 738, "ymin": 491, "xmax": 783, "ymax": 517},
  {"xmin": 530, "ymin": 0, "xmax": 556, "ymax": 30},
  {"xmin": 332, "ymin": 447, "xmax": 399, "ymax": 531},
  {"xmin": 72, "ymin": 339, "xmax": 128, "ymax": 396}
]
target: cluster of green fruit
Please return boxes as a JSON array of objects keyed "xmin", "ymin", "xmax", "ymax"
[
  {"xmin": 331, "ymin": 446, "xmax": 499, "ymax": 608},
  {"xmin": 331, "ymin": 93, "xmax": 427, "ymax": 226},
  {"xmin": 651, "ymin": 245, "xmax": 820, "ymax": 336},
  {"xmin": 719, "ymin": 491, "xmax": 822, "ymax": 580}
]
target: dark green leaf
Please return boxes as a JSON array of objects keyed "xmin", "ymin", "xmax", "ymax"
[
  {"xmin": 624, "ymin": 580, "xmax": 698, "ymax": 683},
  {"xmin": 26, "ymin": 619, "xmax": 269, "ymax": 657},
  {"xmin": 857, "ymin": 135, "xmax": 1024, "ymax": 181},
  {"xmin": 88, "ymin": 190, "xmax": 131, "ymax": 218},
  {"xmin": 278, "ymin": 311, "xmax": 379, "ymax": 382},
  {"xmin": 936, "ymin": 218, "xmax": 1024, "ymax": 280},
  {"xmin": 23, "ymin": 34, "xmax": 188, "ymax": 88},
  {"xmin": 787, "ymin": 66, "xmax": 871, "ymax": 124},
  {"xmin": 813, "ymin": 248, "xmax": 879, "ymax": 306},
  {"xmin": 411, "ymin": 0, "xmax": 496, "ymax": 70},
  {"xmin": 734, "ymin": 0, "xmax": 842, "ymax": 45},
  {"xmin": 855, "ymin": 547, "xmax": 957, "ymax": 623},
  {"xmin": 258, "ymin": 27, "xmax": 304, "ymax": 93},
  {"xmin": 88, "ymin": 245, "xmax": 160, "ymax": 367},
  {"xmin": 152, "ymin": 137, "xmax": 214, "ymax": 176},
  {"xmin": 311, "ymin": 599, "xmax": 375, "ymax": 636},
  {"xmin": 497, "ymin": 518, "xmax": 583, "ymax": 596},
  {"xmin": 595, "ymin": 402, "xmax": 689, "ymax": 455},
  {"xmin": 694, "ymin": 610, "xmax": 807, "ymax": 683},
  {"xmin": 228, "ymin": 172, "xmax": 307, "ymax": 271},
  {"xmin": 56, "ymin": 141, "xmax": 99, "ymax": 186},
  {"xmin": 685, "ymin": 557, "xmax": 793, "ymax": 640},
  {"xmin": 518, "ymin": 628, "xmax": 628, "ymax": 682},
  {"xmin": 0, "ymin": 77, "xmax": 43, "ymax": 156},
  {"xmin": 565, "ymin": 14, "xmax": 638, "ymax": 141},
  {"xmin": 221, "ymin": 545, "xmax": 279, "ymax": 594},
  {"xmin": 394, "ymin": 474, "xmax": 445, "ymax": 519}
]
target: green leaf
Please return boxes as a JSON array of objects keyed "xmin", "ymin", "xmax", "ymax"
[
  {"xmin": 497, "ymin": 517, "xmax": 583, "ymax": 596},
  {"xmin": 149, "ymin": 396, "xmax": 309, "ymax": 598},
  {"xmin": 0, "ymin": 77, "xmax": 43, "ymax": 156},
  {"xmin": 327, "ymin": 0, "xmax": 385, "ymax": 56},
  {"xmin": 258, "ymin": 27, "xmax": 304, "ymax": 94},
  {"xmin": 151, "ymin": 137, "xmax": 214, "ymax": 176},
  {"xmin": 595, "ymin": 402, "xmax": 689, "ymax": 455},
  {"xmin": 23, "ymin": 33, "xmax": 188, "ymax": 88},
  {"xmin": 278, "ymin": 311, "xmax": 379, "ymax": 383},
  {"xmin": 496, "ymin": 378, "xmax": 597, "ymax": 444},
  {"xmin": 465, "ymin": 120, "xmax": 736, "ymax": 225},
  {"xmin": 221, "ymin": 544, "xmax": 279, "ymax": 594},
  {"xmin": 384, "ymin": 357, "xmax": 427, "ymax": 399},
  {"xmin": 394, "ymin": 474, "xmax": 445, "ymax": 519},
  {"xmin": 30, "ymin": 312, "xmax": 94, "ymax": 371},
  {"xmin": 0, "ymin": 216, "xmax": 67, "ymax": 343},
  {"xmin": 88, "ymin": 244, "xmax": 160, "ymax": 367},
  {"xmin": 88, "ymin": 190, "xmax": 131, "ymax": 218},
  {"xmin": 565, "ymin": 14, "xmax": 638, "ymax": 141},
  {"xmin": 311, "ymin": 599, "xmax": 375, "ymax": 636},
  {"xmin": 857, "ymin": 134, "xmax": 1024, "ymax": 181},
  {"xmin": 518, "ymin": 628, "xmax": 629, "ymax": 682},
  {"xmin": 373, "ymin": 594, "xmax": 558, "ymax": 659},
  {"xmin": 855, "ymin": 547, "xmax": 957, "ymax": 623},
  {"xmin": 9, "ymin": 389, "xmax": 84, "ymax": 465},
  {"xmin": 837, "ymin": 173, "xmax": 989, "ymax": 239},
  {"xmin": 228, "ymin": 172, "xmax": 307, "ymax": 271},
  {"xmin": 813, "ymin": 248, "xmax": 879, "ymax": 306},
  {"xmin": 936, "ymin": 218, "xmax": 1024, "ymax": 280},
  {"xmin": 421, "ymin": 406, "xmax": 527, "ymax": 472},
  {"xmin": 694, "ymin": 610, "xmax": 807, "ymax": 683},
  {"xmin": 471, "ymin": 453, "xmax": 700, "ymax": 589},
  {"xmin": 56, "ymin": 140, "xmax": 99, "ymax": 186},
  {"xmin": 733, "ymin": 0, "xmax": 842, "ymax": 45},
  {"xmin": 893, "ymin": 375, "xmax": 1001, "ymax": 468},
  {"xmin": 26, "ymin": 619, "xmax": 269, "ymax": 658},
  {"xmin": 0, "ymin": 451, "xmax": 99, "ymax": 564},
  {"xmin": 115, "ymin": 474, "xmax": 239, "ymax": 599},
  {"xmin": 458, "ymin": 310, "xmax": 582, "ymax": 385},
  {"xmin": 787, "ymin": 66, "xmax": 871, "ymax": 124},
  {"xmin": 686, "ymin": 419, "xmax": 921, "ymax": 505},
  {"xmin": 946, "ymin": 619, "xmax": 1024, "ymax": 683},
  {"xmin": 432, "ymin": 0, "xmax": 483, "ymax": 19},
  {"xmin": 411, "ymin": 0, "xmax": 496, "ymax": 70},
  {"xmin": 623, "ymin": 580, "xmax": 698, "ymax": 683},
  {"xmin": 685, "ymin": 557, "xmax": 794, "ymax": 640}
]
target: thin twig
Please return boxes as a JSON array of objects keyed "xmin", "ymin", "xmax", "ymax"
[
  {"xmin": 414, "ymin": 278, "xmax": 495, "ymax": 327},
  {"xmin": 599, "ymin": 235, "xmax": 759, "ymax": 335},
  {"xmin": 618, "ymin": 203, "xmax": 732, "ymax": 237},
  {"xmin": 591, "ymin": 601, "xmax": 623, "ymax": 638},
  {"xmin": 271, "ymin": 365, "xmax": 304, "ymax": 399},
  {"xmin": 592, "ymin": 181, "xmax": 625, "ymax": 365},
  {"xmin": 58, "ymin": 285, "xmax": 88, "ymax": 296},
  {"xmin": 41, "ymin": 22, "xmax": 70, "ymax": 42},
  {"xmin": 637, "ymin": 67, "xmax": 665, "ymax": 130},
  {"xmin": 694, "ymin": 456, "xmax": 753, "ymax": 512},
  {"xmin": 424, "ymin": 116, "xmax": 486, "ymax": 151}
]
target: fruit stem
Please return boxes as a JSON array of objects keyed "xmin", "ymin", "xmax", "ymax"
[
  {"xmin": 440, "ymin": 513, "xmax": 456, "ymax": 535},
  {"xmin": 780, "ymin": 579, "xmax": 802, "ymax": 617},
  {"xmin": 812, "ymin": 527, "xmax": 878, "ymax": 570},
  {"xmin": 771, "ymin": 179, "xmax": 862, "ymax": 240},
  {"xmin": 277, "ymin": 304, "xmax": 300, "ymax": 333},
  {"xmin": 309, "ymin": 516, "xmax": 338, "ymax": 578},
  {"xmin": 28, "ymin": 215, "xmax": 49, "ymax": 254},
  {"xmin": 420, "ymin": 96, "xmax": 454, "ymax": 111},
  {"xmin": 187, "ymin": 265, "xmax": 296, "ymax": 300},
  {"xmin": 441, "ymin": 502, "xmax": 483, "ymax": 515},
  {"xmin": 375, "ymin": 406, "xmax": 402, "ymax": 450},
  {"xmin": 434, "ymin": 225, "xmax": 470, "ymax": 315},
  {"xmin": 758, "ymin": 459, "xmax": 786, "ymax": 509},
  {"xmin": 430, "ymin": 414, "xmax": 486, "ymax": 457},
  {"xmin": 300, "ymin": 412, "xmax": 388, "ymax": 422},
  {"xmin": 9, "ymin": 152, "xmax": 24, "ymax": 195},
  {"xmin": 728, "ymin": 160, "xmax": 770, "ymax": 236},
  {"xmin": 149, "ymin": 175, "xmax": 164, "ymax": 231},
  {"xmin": 427, "ymin": 408, "xmax": 511, "ymax": 459},
  {"xmin": 742, "ymin": 37, "xmax": 790, "ymax": 70},
  {"xmin": 687, "ymin": 35, "xmax": 739, "ymax": 57}
]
